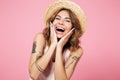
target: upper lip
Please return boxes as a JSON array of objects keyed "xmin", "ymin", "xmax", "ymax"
[
  {"xmin": 56, "ymin": 26, "xmax": 65, "ymax": 30},
  {"xmin": 56, "ymin": 26, "xmax": 65, "ymax": 32}
]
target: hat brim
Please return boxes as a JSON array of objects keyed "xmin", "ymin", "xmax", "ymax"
[{"xmin": 44, "ymin": 0, "xmax": 87, "ymax": 33}]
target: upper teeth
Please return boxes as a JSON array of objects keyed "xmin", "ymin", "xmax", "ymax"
[{"xmin": 56, "ymin": 27, "xmax": 65, "ymax": 30}]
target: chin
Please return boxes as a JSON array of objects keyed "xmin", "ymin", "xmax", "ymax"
[
  {"xmin": 57, "ymin": 35, "xmax": 63, "ymax": 39},
  {"xmin": 57, "ymin": 36, "xmax": 62, "ymax": 39}
]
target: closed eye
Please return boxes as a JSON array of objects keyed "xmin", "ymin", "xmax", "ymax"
[
  {"xmin": 55, "ymin": 15, "xmax": 71, "ymax": 23},
  {"xmin": 65, "ymin": 19, "xmax": 71, "ymax": 22},
  {"xmin": 55, "ymin": 15, "xmax": 61, "ymax": 20},
  {"xmin": 55, "ymin": 17, "xmax": 60, "ymax": 20}
]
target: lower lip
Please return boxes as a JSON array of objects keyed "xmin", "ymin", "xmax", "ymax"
[{"xmin": 56, "ymin": 30, "xmax": 64, "ymax": 35}]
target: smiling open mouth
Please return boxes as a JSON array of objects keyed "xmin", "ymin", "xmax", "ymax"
[{"xmin": 56, "ymin": 27, "xmax": 65, "ymax": 32}]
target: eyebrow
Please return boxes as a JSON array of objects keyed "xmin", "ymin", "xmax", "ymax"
[{"xmin": 56, "ymin": 15, "xmax": 71, "ymax": 20}]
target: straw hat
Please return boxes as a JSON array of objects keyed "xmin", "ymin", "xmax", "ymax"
[{"xmin": 44, "ymin": 0, "xmax": 87, "ymax": 33}]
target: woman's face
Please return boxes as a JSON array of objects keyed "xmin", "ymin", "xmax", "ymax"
[{"xmin": 52, "ymin": 10, "xmax": 72, "ymax": 38}]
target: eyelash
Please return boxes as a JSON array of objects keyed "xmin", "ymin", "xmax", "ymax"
[
  {"xmin": 55, "ymin": 17, "xmax": 71, "ymax": 22},
  {"xmin": 55, "ymin": 17, "xmax": 60, "ymax": 20},
  {"xmin": 66, "ymin": 20, "xmax": 71, "ymax": 22}
]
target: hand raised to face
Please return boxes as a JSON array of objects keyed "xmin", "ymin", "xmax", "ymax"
[
  {"xmin": 50, "ymin": 22, "xmax": 58, "ymax": 46},
  {"xmin": 57, "ymin": 28, "xmax": 75, "ymax": 48}
]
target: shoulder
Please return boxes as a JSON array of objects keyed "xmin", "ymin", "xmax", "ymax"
[
  {"xmin": 33, "ymin": 32, "xmax": 46, "ymax": 46},
  {"xmin": 70, "ymin": 47, "xmax": 83, "ymax": 58},
  {"xmin": 34, "ymin": 32, "xmax": 45, "ymax": 41}
]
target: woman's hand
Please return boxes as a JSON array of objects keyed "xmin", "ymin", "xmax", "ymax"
[
  {"xmin": 50, "ymin": 22, "xmax": 58, "ymax": 46},
  {"xmin": 57, "ymin": 28, "xmax": 75, "ymax": 49},
  {"xmin": 50, "ymin": 22, "xmax": 75, "ymax": 49}
]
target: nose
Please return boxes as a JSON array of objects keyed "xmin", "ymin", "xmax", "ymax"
[{"xmin": 59, "ymin": 19, "xmax": 64, "ymax": 25}]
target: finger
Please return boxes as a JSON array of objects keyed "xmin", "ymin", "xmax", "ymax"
[
  {"xmin": 50, "ymin": 22, "xmax": 57, "ymax": 38},
  {"xmin": 50, "ymin": 21, "xmax": 52, "ymax": 27},
  {"xmin": 64, "ymin": 28, "xmax": 75, "ymax": 38},
  {"xmin": 60, "ymin": 28, "xmax": 75, "ymax": 43},
  {"xmin": 51, "ymin": 22, "xmax": 56, "ymax": 34},
  {"xmin": 50, "ymin": 22, "xmax": 54, "ymax": 34},
  {"xmin": 69, "ymin": 28, "xmax": 75, "ymax": 35},
  {"xmin": 50, "ymin": 22, "xmax": 53, "ymax": 29},
  {"xmin": 58, "ymin": 28, "xmax": 75, "ymax": 47},
  {"xmin": 50, "ymin": 22, "xmax": 55, "ymax": 30}
]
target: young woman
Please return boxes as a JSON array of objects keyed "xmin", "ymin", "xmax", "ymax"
[{"xmin": 29, "ymin": 0, "xmax": 86, "ymax": 80}]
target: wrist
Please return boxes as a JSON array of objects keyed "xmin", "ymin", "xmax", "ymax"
[
  {"xmin": 57, "ymin": 43, "xmax": 63, "ymax": 49},
  {"xmin": 56, "ymin": 45, "xmax": 62, "ymax": 51},
  {"xmin": 50, "ymin": 43, "xmax": 57, "ymax": 49}
]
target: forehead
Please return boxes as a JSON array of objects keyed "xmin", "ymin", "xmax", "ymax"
[{"xmin": 57, "ymin": 10, "xmax": 70, "ymax": 17}]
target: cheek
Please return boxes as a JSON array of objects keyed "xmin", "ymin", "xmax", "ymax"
[
  {"xmin": 52, "ymin": 19, "xmax": 58, "ymax": 24},
  {"xmin": 65, "ymin": 22, "xmax": 72, "ymax": 29},
  {"xmin": 66, "ymin": 27, "xmax": 72, "ymax": 32},
  {"xmin": 68, "ymin": 25, "xmax": 73, "ymax": 30}
]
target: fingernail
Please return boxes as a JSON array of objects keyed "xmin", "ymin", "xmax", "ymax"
[
  {"xmin": 50, "ymin": 22, "xmax": 52, "ymax": 27},
  {"xmin": 73, "ymin": 28, "xmax": 75, "ymax": 31}
]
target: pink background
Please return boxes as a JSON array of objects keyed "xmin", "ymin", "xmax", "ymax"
[{"xmin": 0, "ymin": 0, "xmax": 120, "ymax": 80}]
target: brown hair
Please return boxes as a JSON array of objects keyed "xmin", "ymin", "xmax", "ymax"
[{"xmin": 43, "ymin": 8, "xmax": 82, "ymax": 51}]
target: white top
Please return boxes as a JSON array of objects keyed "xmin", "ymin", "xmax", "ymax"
[{"xmin": 30, "ymin": 45, "xmax": 70, "ymax": 80}]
